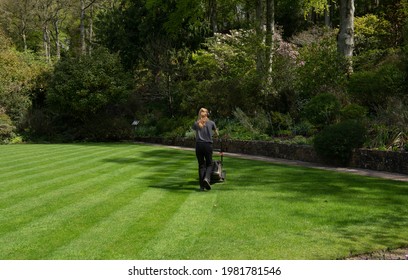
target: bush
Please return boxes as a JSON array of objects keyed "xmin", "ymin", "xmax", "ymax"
[
  {"xmin": 269, "ymin": 111, "xmax": 293, "ymax": 135},
  {"xmin": 313, "ymin": 120, "xmax": 367, "ymax": 165},
  {"xmin": 294, "ymin": 29, "xmax": 348, "ymax": 99},
  {"xmin": 46, "ymin": 47, "xmax": 134, "ymax": 141},
  {"xmin": 0, "ymin": 42, "xmax": 49, "ymax": 127},
  {"xmin": 340, "ymin": 104, "xmax": 368, "ymax": 121},
  {"xmin": 303, "ymin": 93, "xmax": 341, "ymax": 128},
  {"xmin": 365, "ymin": 123, "xmax": 396, "ymax": 150},
  {"xmin": 354, "ymin": 14, "xmax": 392, "ymax": 55},
  {"xmin": 218, "ymin": 118, "xmax": 269, "ymax": 141},
  {"xmin": 0, "ymin": 110, "xmax": 15, "ymax": 143},
  {"xmin": 292, "ymin": 120, "xmax": 315, "ymax": 136},
  {"xmin": 348, "ymin": 59, "xmax": 406, "ymax": 111}
]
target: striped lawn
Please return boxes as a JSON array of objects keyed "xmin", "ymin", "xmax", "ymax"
[{"xmin": 0, "ymin": 143, "xmax": 408, "ymax": 260}]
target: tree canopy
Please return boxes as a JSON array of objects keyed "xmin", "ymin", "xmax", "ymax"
[{"xmin": 0, "ymin": 0, "xmax": 407, "ymax": 153}]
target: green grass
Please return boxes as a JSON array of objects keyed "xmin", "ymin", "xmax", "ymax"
[{"xmin": 0, "ymin": 143, "xmax": 407, "ymax": 260}]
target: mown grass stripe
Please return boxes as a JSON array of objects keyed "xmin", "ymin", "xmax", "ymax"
[
  {"xmin": 46, "ymin": 161, "xmax": 198, "ymax": 259},
  {"xmin": 0, "ymin": 150, "xmax": 188, "ymax": 229},
  {"xmin": 0, "ymin": 144, "xmax": 62, "ymax": 161},
  {"xmin": 0, "ymin": 144, "xmax": 125, "ymax": 181},
  {"xmin": 0, "ymin": 144, "xmax": 97, "ymax": 170},
  {"xmin": 0, "ymin": 143, "xmax": 156, "ymax": 192},
  {"xmin": 0, "ymin": 145, "xmax": 137, "ymax": 201},
  {"xmin": 47, "ymin": 188, "xmax": 167, "ymax": 259},
  {"xmin": 136, "ymin": 191, "xmax": 218, "ymax": 260},
  {"xmin": 0, "ymin": 154, "xmax": 190, "ymax": 259}
]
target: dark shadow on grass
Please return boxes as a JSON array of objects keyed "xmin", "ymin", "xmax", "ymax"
[
  {"xmin": 101, "ymin": 148, "xmax": 193, "ymax": 166},
  {"xmin": 148, "ymin": 179, "xmax": 230, "ymax": 193}
]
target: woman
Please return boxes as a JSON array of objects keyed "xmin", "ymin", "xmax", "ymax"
[{"xmin": 192, "ymin": 108, "xmax": 218, "ymax": 191}]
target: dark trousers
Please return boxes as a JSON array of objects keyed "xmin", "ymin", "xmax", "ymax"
[{"xmin": 195, "ymin": 142, "xmax": 213, "ymax": 186}]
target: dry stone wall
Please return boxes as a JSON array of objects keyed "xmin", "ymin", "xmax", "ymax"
[{"xmin": 135, "ymin": 137, "xmax": 408, "ymax": 175}]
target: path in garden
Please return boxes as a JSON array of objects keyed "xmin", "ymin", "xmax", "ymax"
[
  {"xmin": 149, "ymin": 143, "xmax": 408, "ymax": 182},
  {"xmin": 223, "ymin": 152, "xmax": 408, "ymax": 182}
]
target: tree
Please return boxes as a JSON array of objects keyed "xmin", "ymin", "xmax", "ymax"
[
  {"xmin": 302, "ymin": 0, "xmax": 355, "ymax": 72},
  {"xmin": 80, "ymin": 0, "xmax": 100, "ymax": 55},
  {"xmin": 0, "ymin": 29, "xmax": 48, "ymax": 126},
  {"xmin": 337, "ymin": 0, "xmax": 355, "ymax": 73},
  {"xmin": 46, "ymin": 47, "xmax": 133, "ymax": 140},
  {"xmin": 265, "ymin": 0, "xmax": 275, "ymax": 79},
  {"xmin": 0, "ymin": 0, "xmax": 37, "ymax": 52}
]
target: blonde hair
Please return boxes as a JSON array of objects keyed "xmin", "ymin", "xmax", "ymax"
[{"xmin": 197, "ymin": 108, "xmax": 209, "ymax": 128}]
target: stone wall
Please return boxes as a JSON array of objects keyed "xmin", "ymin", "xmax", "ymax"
[
  {"xmin": 351, "ymin": 149, "xmax": 408, "ymax": 175},
  {"xmin": 135, "ymin": 137, "xmax": 408, "ymax": 175}
]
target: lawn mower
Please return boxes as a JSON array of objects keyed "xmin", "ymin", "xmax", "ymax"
[{"xmin": 211, "ymin": 141, "xmax": 226, "ymax": 184}]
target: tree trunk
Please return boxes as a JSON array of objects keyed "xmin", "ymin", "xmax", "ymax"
[
  {"xmin": 22, "ymin": 23, "xmax": 28, "ymax": 52},
  {"xmin": 265, "ymin": 0, "xmax": 274, "ymax": 79},
  {"xmin": 88, "ymin": 4, "xmax": 94, "ymax": 55},
  {"xmin": 208, "ymin": 0, "xmax": 217, "ymax": 33},
  {"xmin": 80, "ymin": 0, "xmax": 86, "ymax": 55},
  {"xmin": 43, "ymin": 24, "xmax": 51, "ymax": 63},
  {"xmin": 337, "ymin": 0, "xmax": 354, "ymax": 73},
  {"xmin": 324, "ymin": 1, "xmax": 333, "ymax": 28},
  {"xmin": 53, "ymin": 18, "xmax": 61, "ymax": 59},
  {"xmin": 255, "ymin": 0, "xmax": 264, "ymax": 73}
]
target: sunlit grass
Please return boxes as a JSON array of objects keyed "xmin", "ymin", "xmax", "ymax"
[{"xmin": 0, "ymin": 143, "xmax": 407, "ymax": 260}]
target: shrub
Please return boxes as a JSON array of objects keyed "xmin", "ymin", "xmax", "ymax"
[
  {"xmin": 365, "ymin": 123, "xmax": 396, "ymax": 150},
  {"xmin": 218, "ymin": 118, "xmax": 269, "ymax": 141},
  {"xmin": 269, "ymin": 111, "xmax": 293, "ymax": 135},
  {"xmin": 292, "ymin": 120, "xmax": 315, "ymax": 136},
  {"xmin": 294, "ymin": 29, "xmax": 348, "ymax": 99},
  {"xmin": 313, "ymin": 120, "xmax": 367, "ymax": 165},
  {"xmin": 340, "ymin": 104, "xmax": 368, "ymax": 121},
  {"xmin": 0, "ymin": 110, "xmax": 15, "ymax": 143},
  {"xmin": 354, "ymin": 14, "xmax": 392, "ymax": 55},
  {"xmin": 46, "ymin": 47, "xmax": 133, "ymax": 141},
  {"xmin": 348, "ymin": 59, "xmax": 406, "ymax": 111},
  {"xmin": 303, "ymin": 93, "xmax": 341, "ymax": 128},
  {"xmin": 0, "ymin": 42, "xmax": 49, "ymax": 127}
]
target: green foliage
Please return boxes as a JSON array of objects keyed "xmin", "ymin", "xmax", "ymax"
[
  {"xmin": 96, "ymin": 0, "xmax": 208, "ymax": 69},
  {"xmin": 301, "ymin": 0, "xmax": 328, "ymax": 16},
  {"xmin": 365, "ymin": 122, "xmax": 405, "ymax": 151},
  {"xmin": 314, "ymin": 120, "xmax": 367, "ymax": 165},
  {"xmin": 0, "ymin": 111, "xmax": 15, "ymax": 144},
  {"xmin": 157, "ymin": 116, "xmax": 193, "ymax": 138},
  {"xmin": 294, "ymin": 28, "xmax": 349, "ymax": 100},
  {"xmin": 48, "ymin": 49, "xmax": 131, "ymax": 116},
  {"xmin": 223, "ymin": 108, "xmax": 269, "ymax": 140},
  {"xmin": 303, "ymin": 93, "xmax": 341, "ymax": 128},
  {"xmin": 340, "ymin": 104, "xmax": 368, "ymax": 122},
  {"xmin": 218, "ymin": 114, "xmax": 269, "ymax": 141},
  {"xmin": 386, "ymin": 132, "xmax": 408, "ymax": 151},
  {"xmin": 0, "ymin": 40, "xmax": 48, "ymax": 125},
  {"xmin": 353, "ymin": 14, "xmax": 395, "ymax": 70},
  {"xmin": 46, "ymin": 48, "xmax": 133, "ymax": 141},
  {"xmin": 354, "ymin": 14, "xmax": 393, "ymax": 55},
  {"xmin": 268, "ymin": 111, "xmax": 293, "ymax": 135},
  {"xmin": 292, "ymin": 121, "xmax": 315, "ymax": 137},
  {"xmin": 267, "ymin": 32, "xmax": 300, "ymax": 115},
  {"xmin": 365, "ymin": 95, "xmax": 408, "ymax": 150},
  {"xmin": 348, "ymin": 58, "xmax": 406, "ymax": 111},
  {"xmin": 180, "ymin": 30, "xmax": 261, "ymax": 117}
]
